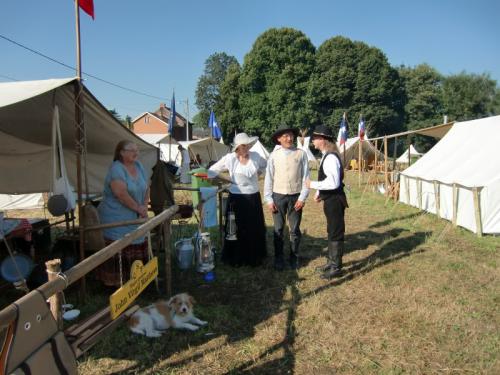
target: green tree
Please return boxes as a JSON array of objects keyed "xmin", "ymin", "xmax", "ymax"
[
  {"xmin": 442, "ymin": 72, "xmax": 499, "ymax": 121},
  {"xmin": 195, "ymin": 52, "xmax": 238, "ymax": 128},
  {"xmin": 239, "ymin": 28, "xmax": 316, "ymax": 145},
  {"xmin": 109, "ymin": 108, "xmax": 122, "ymax": 122},
  {"xmin": 219, "ymin": 62, "xmax": 242, "ymax": 143},
  {"xmin": 398, "ymin": 64, "xmax": 444, "ymax": 151},
  {"xmin": 308, "ymin": 36, "xmax": 404, "ymax": 138}
]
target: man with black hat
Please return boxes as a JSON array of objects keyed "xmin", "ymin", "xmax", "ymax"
[
  {"xmin": 305, "ymin": 125, "xmax": 348, "ymax": 279},
  {"xmin": 264, "ymin": 124, "xmax": 310, "ymax": 271}
]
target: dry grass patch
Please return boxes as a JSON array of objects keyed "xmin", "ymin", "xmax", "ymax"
[{"xmin": 2, "ymin": 172, "xmax": 498, "ymax": 374}]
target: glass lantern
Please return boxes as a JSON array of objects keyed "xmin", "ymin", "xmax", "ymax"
[
  {"xmin": 195, "ymin": 232, "xmax": 214, "ymax": 273},
  {"xmin": 225, "ymin": 210, "xmax": 237, "ymax": 241}
]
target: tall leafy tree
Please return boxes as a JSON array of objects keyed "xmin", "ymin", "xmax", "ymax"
[
  {"xmin": 239, "ymin": 28, "xmax": 316, "ymax": 144},
  {"xmin": 442, "ymin": 72, "xmax": 499, "ymax": 121},
  {"xmin": 195, "ymin": 52, "xmax": 238, "ymax": 128},
  {"xmin": 219, "ymin": 62, "xmax": 242, "ymax": 143},
  {"xmin": 398, "ymin": 64, "xmax": 444, "ymax": 151},
  {"xmin": 308, "ymin": 36, "xmax": 404, "ymax": 138}
]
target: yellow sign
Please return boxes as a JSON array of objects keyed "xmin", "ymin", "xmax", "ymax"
[{"xmin": 109, "ymin": 257, "xmax": 158, "ymax": 320}]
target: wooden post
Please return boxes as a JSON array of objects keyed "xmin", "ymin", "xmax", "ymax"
[
  {"xmin": 218, "ymin": 191, "xmax": 224, "ymax": 250},
  {"xmin": 163, "ymin": 219, "xmax": 172, "ymax": 297},
  {"xmin": 358, "ymin": 138, "xmax": 362, "ymax": 187},
  {"xmin": 374, "ymin": 139, "xmax": 378, "ymax": 170},
  {"xmin": 45, "ymin": 259, "xmax": 63, "ymax": 330},
  {"xmin": 416, "ymin": 178, "xmax": 422, "ymax": 210},
  {"xmin": 472, "ymin": 187, "xmax": 483, "ymax": 237},
  {"xmin": 384, "ymin": 137, "xmax": 388, "ymax": 193},
  {"xmin": 433, "ymin": 181, "xmax": 441, "ymax": 219},
  {"xmin": 452, "ymin": 183, "xmax": 458, "ymax": 226},
  {"xmin": 407, "ymin": 136, "xmax": 411, "ymax": 166},
  {"xmin": 405, "ymin": 176, "xmax": 410, "ymax": 204}
]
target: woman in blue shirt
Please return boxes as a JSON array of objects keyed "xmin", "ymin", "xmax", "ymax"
[{"xmin": 96, "ymin": 140, "xmax": 150, "ymax": 286}]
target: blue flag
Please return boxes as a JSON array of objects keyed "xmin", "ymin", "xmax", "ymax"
[
  {"xmin": 169, "ymin": 92, "xmax": 176, "ymax": 135},
  {"xmin": 208, "ymin": 110, "xmax": 222, "ymax": 139},
  {"xmin": 338, "ymin": 112, "xmax": 348, "ymax": 145}
]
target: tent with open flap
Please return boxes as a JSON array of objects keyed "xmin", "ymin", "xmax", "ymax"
[{"xmin": 0, "ymin": 78, "xmax": 157, "ymax": 195}]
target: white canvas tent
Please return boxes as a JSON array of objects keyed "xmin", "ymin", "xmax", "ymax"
[
  {"xmin": 0, "ymin": 78, "xmax": 157, "ymax": 194},
  {"xmin": 396, "ymin": 144, "xmax": 423, "ymax": 164},
  {"xmin": 175, "ymin": 137, "xmax": 230, "ymax": 166},
  {"xmin": 250, "ymin": 140, "xmax": 270, "ymax": 160},
  {"xmin": 336, "ymin": 137, "xmax": 384, "ymax": 167},
  {"xmin": 0, "ymin": 194, "xmax": 44, "ymax": 210},
  {"xmin": 137, "ymin": 133, "xmax": 181, "ymax": 165},
  {"xmin": 297, "ymin": 136, "xmax": 317, "ymax": 166},
  {"xmin": 399, "ymin": 115, "xmax": 500, "ymax": 234}
]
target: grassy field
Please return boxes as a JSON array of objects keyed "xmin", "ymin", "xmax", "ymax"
[{"xmin": 4, "ymin": 172, "xmax": 500, "ymax": 374}]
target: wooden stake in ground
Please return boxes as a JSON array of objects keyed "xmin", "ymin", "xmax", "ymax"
[{"xmin": 46, "ymin": 259, "xmax": 63, "ymax": 330}]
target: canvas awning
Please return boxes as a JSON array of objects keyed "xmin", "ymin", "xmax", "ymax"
[{"xmin": 0, "ymin": 78, "xmax": 157, "ymax": 194}]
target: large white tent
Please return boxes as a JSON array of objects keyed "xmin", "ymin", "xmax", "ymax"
[
  {"xmin": 0, "ymin": 78, "xmax": 157, "ymax": 194},
  {"xmin": 399, "ymin": 115, "xmax": 500, "ymax": 234}
]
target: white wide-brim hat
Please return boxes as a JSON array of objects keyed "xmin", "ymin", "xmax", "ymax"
[{"xmin": 232, "ymin": 132, "xmax": 258, "ymax": 151}]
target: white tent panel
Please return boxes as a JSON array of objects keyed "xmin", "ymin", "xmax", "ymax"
[
  {"xmin": 297, "ymin": 137, "xmax": 316, "ymax": 163},
  {"xmin": 0, "ymin": 78, "xmax": 157, "ymax": 194},
  {"xmin": 337, "ymin": 136, "xmax": 384, "ymax": 166},
  {"xmin": 399, "ymin": 115, "xmax": 500, "ymax": 234},
  {"xmin": 250, "ymin": 140, "xmax": 270, "ymax": 160},
  {"xmin": 176, "ymin": 138, "xmax": 230, "ymax": 166},
  {"xmin": 396, "ymin": 145, "xmax": 423, "ymax": 164},
  {"xmin": 0, "ymin": 194, "xmax": 44, "ymax": 210}
]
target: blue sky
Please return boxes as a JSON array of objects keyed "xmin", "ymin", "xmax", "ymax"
[{"xmin": 2, "ymin": 0, "xmax": 499, "ymax": 121}]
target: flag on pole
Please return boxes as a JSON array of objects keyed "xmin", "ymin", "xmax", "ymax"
[
  {"xmin": 169, "ymin": 92, "xmax": 176, "ymax": 135},
  {"xmin": 338, "ymin": 112, "xmax": 348, "ymax": 145},
  {"xmin": 208, "ymin": 110, "xmax": 222, "ymax": 139},
  {"xmin": 358, "ymin": 115, "xmax": 365, "ymax": 141},
  {"xmin": 78, "ymin": 0, "xmax": 95, "ymax": 19}
]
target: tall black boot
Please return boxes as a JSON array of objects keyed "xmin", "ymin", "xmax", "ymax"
[
  {"xmin": 321, "ymin": 241, "xmax": 344, "ymax": 279},
  {"xmin": 316, "ymin": 242, "xmax": 334, "ymax": 272}
]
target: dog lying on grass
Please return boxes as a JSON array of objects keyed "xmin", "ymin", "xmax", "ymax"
[{"xmin": 128, "ymin": 293, "xmax": 207, "ymax": 337}]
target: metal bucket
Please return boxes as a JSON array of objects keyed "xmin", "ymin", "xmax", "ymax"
[{"xmin": 175, "ymin": 238, "xmax": 194, "ymax": 270}]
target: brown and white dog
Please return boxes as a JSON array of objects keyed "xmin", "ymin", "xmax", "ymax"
[{"xmin": 128, "ymin": 293, "xmax": 207, "ymax": 337}]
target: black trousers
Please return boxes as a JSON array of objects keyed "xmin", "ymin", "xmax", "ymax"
[
  {"xmin": 272, "ymin": 192, "xmax": 302, "ymax": 258},
  {"xmin": 323, "ymin": 194, "xmax": 346, "ymax": 241}
]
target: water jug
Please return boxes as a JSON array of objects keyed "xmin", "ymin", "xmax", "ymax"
[{"xmin": 175, "ymin": 238, "xmax": 194, "ymax": 270}]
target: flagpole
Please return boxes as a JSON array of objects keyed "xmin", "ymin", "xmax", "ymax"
[
  {"xmin": 358, "ymin": 114, "xmax": 362, "ymax": 186},
  {"xmin": 74, "ymin": 0, "xmax": 86, "ymax": 299},
  {"xmin": 343, "ymin": 112, "xmax": 347, "ymax": 168},
  {"xmin": 185, "ymin": 98, "xmax": 190, "ymax": 141}
]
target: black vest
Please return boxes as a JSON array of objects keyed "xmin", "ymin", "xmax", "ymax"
[{"xmin": 318, "ymin": 152, "xmax": 344, "ymax": 199}]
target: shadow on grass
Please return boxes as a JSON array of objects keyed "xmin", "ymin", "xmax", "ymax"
[
  {"xmin": 83, "ymin": 222, "xmax": 303, "ymax": 375},
  {"xmin": 368, "ymin": 212, "xmax": 423, "ymax": 229},
  {"xmin": 80, "ymin": 224, "xmax": 429, "ymax": 375},
  {"xmin": 303, "ymin": 230, "xmax": 431, "ymax": 300}
]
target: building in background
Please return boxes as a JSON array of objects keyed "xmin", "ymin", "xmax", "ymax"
[{"xmin": 132, "ymin": 103, "xmax": 192, "ymax": 141}]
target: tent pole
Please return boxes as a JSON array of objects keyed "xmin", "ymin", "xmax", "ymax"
[
  {"xmin": 74, "ymin": 1, "xmax": 86, "ymax": 299},
  {"xmin": 407, "ymin": 135, "xmax": 411, "ymax": 165},
  {"xmin": 472, "ymin": 187, "xmax": 483, "ymax": 237},
  {"xmin": 384, "ymin": 137, "xmax": 388, "ymax": 193},
  {"xmin": 358, "ymin": 138, "xmax": 362, "ymax": 186}
]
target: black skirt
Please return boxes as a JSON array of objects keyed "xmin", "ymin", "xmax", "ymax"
[{"xmin": 222, "ymin": 192, "xmax": 267, "ymax": 266}]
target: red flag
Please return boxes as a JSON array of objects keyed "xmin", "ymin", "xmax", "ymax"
[{"xmin": 78, "ymin": 0, "xmax": 94, "ymax": 19}]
